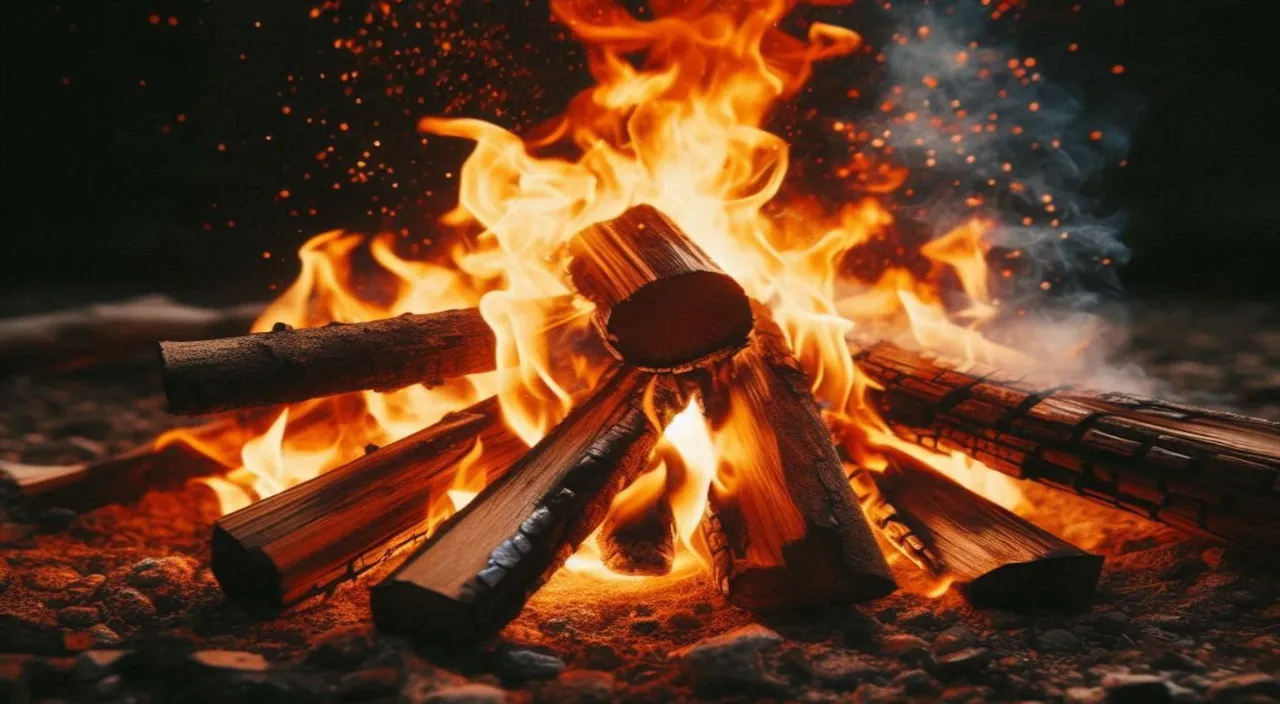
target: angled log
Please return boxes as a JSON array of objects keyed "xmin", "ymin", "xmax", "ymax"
[
  {"xmin": 211, "ymin": 396, "xmax": 526, "ymax": 610},
  {"xmin": 371, "ymin": 366, "xmax": 679, "ymax": 645},
  {"xmin": 0, "ymin": 295, "xmax": 261, "ymax": 373},
  {"xmin": 854, "ymin": 339, "xmax": 1280, "ymax": 554},
  {"xmin": 596, "ymin": 444, "xmax": 682, "ymax": 576},
  {"xmin": 568, "ymin": 204, "xmax": 754, "ymax": 371},
  {"xmin": 847, "ymin": 465, "xmax": 944, "ymax": 577},
  {"xmin": 694, "ymin": 307, "xmax": 895, "ymax": 610},
  {"xmin": 160, "ymin": 307, "xmax": 498, "ymax": 416},
  {"xmin": 871, "ymin": 453, "xmax": 1102, "ymax": 610}
]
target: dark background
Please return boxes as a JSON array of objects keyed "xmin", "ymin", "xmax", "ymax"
[{"xmin": 3, "ymin": 0, "xmax": 1278, "ymax": 307}]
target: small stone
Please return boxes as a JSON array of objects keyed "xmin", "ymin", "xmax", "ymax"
[
  {"xmin": 931, "ymin": 647, "xmax": 991, "ymax": 679},
  {"xmin": 424, "ymin": 683, "xmax": 508, "ymax": 704},
  {"xmin": 940, "ymin": 684, "xmax": 995, "ymax": 703},
  {"xmin": 665, "ymin": 611, "xmax": 703, "ymax": 631},
  {"xmin": 536, "ymin": 669, "xmax": 615, "ymax": 704},
  {"xmin": 339, "ymin": 668, "xmax": 402, "ymax": 700},
  {"xmin": 96, "ymin": 674, "xmax": 123, "ymax": 697},
  {"xmin": 37, "ymin": 507, "xmax": 77, "ymax": 531},
  {"xmin": 1101, "ymin": 673, "xmax": 1172, "ymax": 703},
  {"xmin": 1205, "ymin": 673, "xmax": 1280, "ymax": 702},
  {"xmin": 1036, "ymin": 629, "xmax": 1082, "ymax": 653},
  {"xmin": 306, "ymin": 627, "xmax": 373, "ymax": 670},
  {"xmin": 89, "ymin": 624, "xmax": 122, "ymax": 647},
  {"xmin": 57, "ymin": 605, "xmax": 100, "ymax": 628},
  {"xmin": 1151, "ymin": 650, "xmax": 1206, "ymax": 673},
  {"xmin": 811, "ymin": 651, "xmax": 887, "ymax": 688},
  {"xmin": 853, "ymin": 683, "xmax": 906, "ymax": 703},
  {"xmin": 893, "ymin": 669, "xmax": 938, "ymax": 695},
  {"xmin": 881, "ymin": 633, "xmax": 930, "ymax": 655},
  {"xmin": 1080, "ymin": 611, "xmax": 1131, "ymax": 636},
  {"xmin": 61, "ymin": 574, "xmax": 107, "ymax": 606},
  {"xmin": 497, "ymin": 649, "xmax": 565, "ymax": 683},
  {"xmin": 630, "ymin": 619, "xmax": 659, "ymax": 635},
  {"xmin": 899, "ymin": 608, "xmax": 940, "ymax": 630},
  {"xmin": 191, "ymin": 650, "xmax": 271, "ymax": 672},
  {"xmin": 21, "ymin": 563, "xmax": 81, "ymax": 591},
  {"xmin": 581, "ymin": 644, "xmax": 622, "ymax": 671},
  {"xmin": 74, "ymin": 650, "xmax": 127, "ymax": 681},
  {"xmin": 932, "ymin": 627, "xmax": 978, "ymax": 656},
  {"xmin": 985, "ymin": 610, "xmax": 1023, "ymax": 630},
  {"xmin": 1066, "ymin": 686, "xmax": 1106, "ymax": 704},
  {"xmin": 104, "ymin": 586, "xmax": 157, "ymax": 624},
  {"xmin": 677, "ymin": 624, "xmax": 788, "ymax": 696}
]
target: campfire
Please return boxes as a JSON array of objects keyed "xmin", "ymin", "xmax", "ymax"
[{"xmin": 5, "ymin": 0, "xmax": 1279, "ymax": 669}]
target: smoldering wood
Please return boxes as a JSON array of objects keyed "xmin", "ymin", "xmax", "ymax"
[
  {"xmin": 595, "ymin": 447, "xmax": 681, "ymax": 576},
  {"xmin": 694, "ymin": 306, "xmax": 895, "ymax": 610},
  {"xmin": 871, "ymin": 453, "xmax": 1103, "ymax": 610},
  {"xmin": 854, "ymin": 339, "xmax": 1280, "ymax": 554},
  {"xmin": 371, "ymin": 366, "xmax": 679, "ymax": 645},
  {"xmin": 567, "ymin": 204, "xmax": 754, "ymax": 371},
  {"xmin": 160, "ymin": 307, "xmax": 498, "ymax": 416},
  {"xmin": 211, "ymin": 396, "xmax": 526, "ymax": 611},
  {"xmin": 0, "ymin": 295, "xmax": 262, "ymax": 373}
]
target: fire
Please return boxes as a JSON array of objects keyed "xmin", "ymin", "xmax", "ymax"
[{"xmin": 174, "ymin": 0, "xmax": 1039, "ymax": 597}]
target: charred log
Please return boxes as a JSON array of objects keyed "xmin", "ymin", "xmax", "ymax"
[
  {"xmin": 694, "ymin": 307, "xmax": 895, "ymax": 610},
  {"xmin": 370, "ymin": 366, "xmax": 679, "ymax": 645},
  {"xmin": 855, "ymin": 340, "xmax": 1280, "ymax": 554},
  {"xmin": 568, "ymin": 205, "xmax": 754, "ymax": 371},
  {"xmin": 595, "ymin": 445, "xmax": 683, "ymax": 576},
  {"xmin": 847, "ymin": 465, "xmax": 945, "ymax": 577},
  {"xmin": 870, "ymin": 453, "xmax": 1103, "ymax": 610}
]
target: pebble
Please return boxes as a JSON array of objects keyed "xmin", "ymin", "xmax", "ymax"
[
  {"xmin": 581, "ymin": 644, "xmax": 623, "ymax": 670},
  {"xmin": 306, "ymin": 627, "xmax": 374, "ymax": 671},
  {"xmin": 893, "ymin": 669, "xmax": 939, "ymax": 695},
  {"xmin": 881, "ymin": 633, "xmax": 930, "ymax": 656},
  {"xmin": 1101, "ymin": 673, "xmax": 1172, "ymax": 703},
  {"xmin": 1037, "ymin": 629, "xmax": 1082, "ymax": 653},
  {"xmin": 630, "ymin": 619, "xmax": 659, "ymax": 635},
  {"xmin": 104, "ymin": 586, "xmax": 157, "ymax": 624},
  {"xmin": 811, "ymin": 651, "xmax": 887, "ymax": 689},
  {"xmin": 89, "ymin": 624, "xmax": 122, "ymax": 646},
  {"xmin": 191, "ymin": 649, "xmax": 271, "ymax": 673},
  {"xmin": 932, "ymin": 647, "xmax": 991, "ymax": 679},
  {"xmin": 57, "ymin": 605, "xmax": 101, "ymax": 628},
  {"xmin": 21, "ymin": 563, "xmax": 81, "ymax": 591},
  {"xmin": 74, "ymin": 650, "xmax": 127, "ymax": 681},
  {"xmin": 536, "ymin": 669, "xmax": 615, "ymax": 704},
  {"xmin": 932, "ymin": 627, "xmax": 978, "ymax": 656},
  {"xmin": 496, "ymin": 649, "xmax": 565, "ymax": 683},
  {"xmin": 37, "ymin": 507, "xmax": 77, "ymax": 531},
  {"xmin": 59, "ymin": 573, "xmax": 107, "ymax": 606},
  {"xmin": 1066, "ymin": 686, "xmax": 1106, "ymax": 704},
  {"xmin": 677, "ymin": 624, "xmax": 788, "ymax": 696},
  {"xmin": 1205, "ymin": 673, "xmax": 1280, "ymax": 702},
  {"xmin": 1151, "ymin": 650, "xmax": 1206, "ymax": 673},
  {"xmin": 339, "ymin": 668, "xmax": 402, "ymax": 700},
  {"xmin": 899, "ymin": 608, "xmax": 940, "ymax": 630},
  {"xmin": 423, "ymin": 683, "xmax": 508, "ymax": 704}
]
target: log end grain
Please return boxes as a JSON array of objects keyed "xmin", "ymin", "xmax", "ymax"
[{"xmin": 211, "ymin": 524, "xmax": 285, "ymax": 611}]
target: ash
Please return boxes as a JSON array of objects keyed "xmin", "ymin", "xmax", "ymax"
[{"xmin": 1, "ymin": 299, "xmax": 1278, "ymax": 703}]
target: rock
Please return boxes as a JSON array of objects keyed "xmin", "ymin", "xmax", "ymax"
[
  {"xmin": 677, "ymin": 624, "xmax": 788, "ymax": 696},
  {"xmin": 665, "ymin": 612, "xmax": 703, "ymax": 631},
  {"xmin": 580, "ymin": 644, "xmax": 623, "ymax": 670},
  {"xmin": 536, "ymin": 669, "xmax": 615, "ymax": 703},
  {"xmin": 932, "ymin": 647, "xmax": 991, "ymax": 679},
  {"xmin": 57, "ymin": 574, "xmax": 107, "ymax": 606},
  {"xmin": 21, "ymin": 563, "xmax": 81, "ymax": 591},
  {"xmin": 1037, "ymin": 629, "xmax": 1082, "ymax": 653},
  {"xmin": 126, "ymin": 555, "xmax": 199, "ymax": 612},
  {"xmin": 1205, "ymin": 673, "xmax": 1280, "ymax": 702},
  {"xmin": 37, "ymin": 507, "xmax": 77, "ymax": 531},
  {"xmin": 985, "ymin": 610, "xmax": 1023, "ymax": 630},
  {"xmin": 1101, "ymin": 673, "xmax": 1172, "ymax": 703},
  {"xmin": 1079, "ymin": 611, "xmax": 1131, "ymax": 636},
  {"xmin": 424, "ymin": 683, "xmax": 508, "ymax": 704},
  {"xmin": 881, "ymin": 633, "xmax": 930, "ymax": 656},
  {"xmin": 899, "ymin": 608, "xmax": 940, "ymax": 630},
  {"xmin": 835, "ymin": 607, "xmax": 882, "ymax": 649},
  {"xmin": 339, "ymin": 668, "xmax": 402, "ymax": 700},
  {"xmin": 191, "ymin": 650, "xmax": 271, "ymax": 673},
  {"xmin": 1066, "ymin": 686, "xmax": 1106, "ymax": 704},
  {"xmin": 811, "ymin": 651, "xmax": 888, "ymax": 689},
  {"xmin": 1151, "ymin": 650, "xmax": 1206, "ymax": 673},
  {"xmin": 74, "ymin": 650, "xmax": 127, "ymax": 681},
  {"xmin": 89, "ymin": 624, "xmax": 122, "ymax": 646},
  {"xmin": 306, "ymin": 627, "xmax": 374, "ymax": 670},
  {"xmin": 104, "ymin": 586, "xmax": 157, "ymax": 625},
  {"xmin": 0, "ymin": 559, "xmax": 9, "ymax": 594},
  {"xmin": 496, "ymin": 649, "xmax": 565, "ymax": 683},
  {"xmin": 630, "ymin": 619, "xmax": 659, "ymax": 635},
  {"xmin": 893, "ymin": 669, "xmax": 939, "ymax": 696},
  {"xmin": 57, "ymin": 605, "xmax": 100, "ymax": 628},
  {"xmin": 194, "ymin": 671, "xmax": 322, "ymax": 704},
  {"xmin": 96, "ymin": 673, "xmax": 123, "ymax": 698},
  {"xmin": 933, "ymin": 627, "xmax": 978, "ymax": 656}
]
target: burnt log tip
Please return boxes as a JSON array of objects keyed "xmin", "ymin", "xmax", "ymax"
[
  {"xmin": 964, "ymin": 553, "xmax": 1104, "ymax": 611},
  {"xmin": 210, "ymin": 524, "xmax": 285, "ymax": 612}
]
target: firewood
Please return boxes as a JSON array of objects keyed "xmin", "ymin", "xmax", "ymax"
[
  {"xmin": 371, "ymin": 366, "xmax": 679, "ymax": 645},
  {"xmin": 847, "ymin": 465, "xmax": 945, "ymax": 577},
  {"xmin": 870, "ymin": 453, "xmax": 1103, "ymax": 610},
  {"xmin": 0, "ymin": 296, "xmax": 261, "ymax": 373},
  {"xmin": 694, "ymin": 307, "xmax": 895, "ymax": 610},
  {"xmin": 855, "ymin": 340, "xmax": 1280, "ymax": 553},
  {"xmin": 211, "ymin": 396, "xmax": 525, "ymax": 610},
  {"xmin": 160, "ymin": 307, "xmax": 497, "ymax": 416},
  {"xmin": 596, "ymin": 445, "xmax": 682, "ymax": 576},
  {"xmin": 567, "ymin": 205, "xmax": 754, "ymax": 371}
]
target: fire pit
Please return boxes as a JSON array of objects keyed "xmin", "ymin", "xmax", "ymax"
[{"xmin": 2, "ymin": 0, "xmax": 1279, "ymax": 702}]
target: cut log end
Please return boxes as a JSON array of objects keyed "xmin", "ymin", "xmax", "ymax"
[
  {"xmin": 211, "ymin": 525, "xmax": 285, "ymax": 611},
  {"xmin": 598, "ymin": 497, "xmax": 676, "ymax": 577},
  {"xmin": 965, "ymin": 554, "xmax": 1103, "ymax": 611}
]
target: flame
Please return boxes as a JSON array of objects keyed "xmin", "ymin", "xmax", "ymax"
[{"xmin": 168, "ymin": 0, "xmax": 1042, "ymax": 597}]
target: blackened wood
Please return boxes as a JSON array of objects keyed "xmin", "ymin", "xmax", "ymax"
[
  {"xmin": 872, "ymin": 453, "xmax": 1103, "ymax": 610},
  {"xmin": 371, "ymin": 366, "xmax": 679, "ymax": 645},
  {"xmin": 0, "ymin": 296, "xmax": 262, "ymax": 373},
  {"xmin": 696, "ymin": 308, "xmax": 895, "ymax": 610},
  {"xmin": 160, "ymin": 307, "xmax": 497, "ymax": 415},
  {"xmin": 855, "ymin": 340, "xmax": 1280, "ymax": 553},
  {"xmin": 596, "ymin": 447, "xmax": 681, "ymax": 576},
  {"xmin": 211, "ymin": 397, "xmax": 525, "ymax": 610},
  {"xmin": 568, "ymin": 205, "xmax": 753, "ymax": 371},
  {"xmin": 847, "ymin": 465, "xmax": 945, "ymax": 577}
]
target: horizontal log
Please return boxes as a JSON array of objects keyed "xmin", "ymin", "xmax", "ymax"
[
  {"xmin": 596, "ymin": 447, "xmax": 679, "ymax": 576},
  {"xmin": 371, "ymin": 366, "xmax": 679, "ymax": 645},
  {"xmin": 212, "ymin": 397, "xmax": 526, "ymax": 610},
  {"xmin": 854, "ymin": 340, "xmax": 1280, "ymax": 553}
]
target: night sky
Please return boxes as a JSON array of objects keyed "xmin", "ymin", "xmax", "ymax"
[{"xmin": 3, "ymin": 0, "xmax": 1278, "ymax": 304}]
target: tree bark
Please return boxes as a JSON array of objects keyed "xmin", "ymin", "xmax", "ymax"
[
  {"xmin": 371, "ymin": 366, "xmax": 680, "ymax": 645},
  {"xmin": 567, "ymin": 204, "xmax": 754, "ymax": 371},
  {"xmin": 693, "ymin": 307, "xmax": 895, "ymax": 610},
  {"xmin": 855, "ymin": 339, "xmax": 1280, "ymax": 554},
  {"xmin": 211, "ymin": 397, "xmax": 526, "ymax": 610}
]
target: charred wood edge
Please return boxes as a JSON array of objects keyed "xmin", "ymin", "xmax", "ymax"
[
  {"xmin": 596, "ymin": 449, "xmax": 678, "ymax": 576},
  {"xmin": 0, "ymin": 295, "xmax": 263, "ymax": 374},
  {"xmin": 370, "ymin": 366, "xmax": 681, "ymax": 645},
  {"xmin": 853, "ymin": 339, "xmax": 1280, "ymax": 554},
  {"xmin": 0, "ymin": 421, "xmax": 237, "ymax": 511},
  {"xmin": 567, "ymin": 204, "xmax": 754, "ymax": 372},
  {"xmin": 846, "ymin": 465, "xmax": 945, "ymax": 576},
  {"xmin": 695, "ymin": 304, "xmax": 895, "ymax": 609},
  {"xmin": 159, "ymin": 305, "xmax": 503, "ymax": 416},
  {"xmin": 211, "ymin": 396, "xmax": 526, "ymax": 611}
]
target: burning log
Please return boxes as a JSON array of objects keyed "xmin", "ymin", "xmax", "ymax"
[
  {"xmin": 371, "ymin": 366, "xmax": 679, "ymax": 645},
  {"xmin": 160, "ymin": 307, "xmax": 498, "ymax": 416},
  {"xmin": 595, "ymin": 446, "xmax": 682, "ymax": 576},
  {"xmin": 867, "ymin": 454, "xmax": 1103, "ymax": 610},
  {"xmin": 695, "ymin": 308, "xmax": 895, "ymax": 610},
  {"xmin": 0, "ymin": 295, "xmax": 262, "ymax": 373},
  {"xmin": 847, "ymin": 466, "xmax": 944, "ymax": 577},
  {"xmin": 568, "ymin": 205, "xmax": 754, "ymax": 371},
  {"xmin": 855, "ymin": 340, "xmax": 1280, "ymax": 554},
  {"xmin": 211, "ymin": 397, "xmax": 526, "ymax": 610}
]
